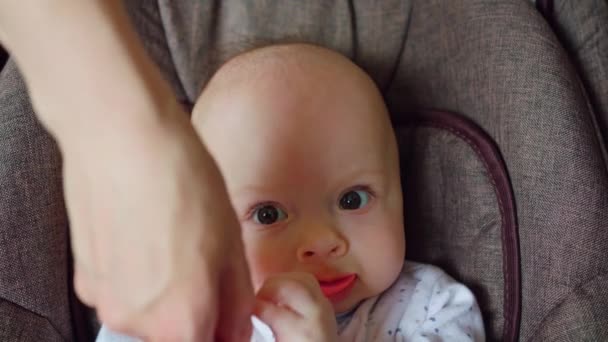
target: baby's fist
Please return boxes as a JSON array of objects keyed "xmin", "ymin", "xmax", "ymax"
[{"xmin": 254, "ymin": 272, "xmax": 337, "ymax": 342}]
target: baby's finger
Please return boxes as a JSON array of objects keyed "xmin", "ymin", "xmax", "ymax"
[
  {"xmin": 253, "ymin": 299, "xmax": 300, "ymax": 339},
  {"xmin": 256, "ymin": 275, "xmax": 322, "ymax": 317},
  {"xmin": 282, "ymin": 273, "xmax": 325, "ymax": 298}
]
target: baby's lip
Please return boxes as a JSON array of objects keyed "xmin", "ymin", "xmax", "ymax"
[{"xmin": 317, "ymin": 274, "xmax": 357, "ymax": 297}]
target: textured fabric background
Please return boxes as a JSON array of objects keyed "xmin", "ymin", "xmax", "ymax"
[
  {"xmin": 397, "ymin": 124, "xmax": 507, "ymax": 341},
  {"xmin": 0, "ymin": 62, "xmax": 71, "ymax": 339},
  {"xmin": 155, "ymin": 0, "xmax": 410, "ymax": 102},
  {"xmin": 0, "ymin": 298, "xmax": 64, "ymax": 341},
  {"xmin": 549, "ymin": 0, "xmax": 608, "ymax": 162},
  {"xmin": 385, "ymin": 1, "xmax": 608, "ymax": 341}
]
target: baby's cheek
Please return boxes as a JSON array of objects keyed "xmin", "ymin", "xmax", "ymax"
[
  {"xmin": 244, "ymin": 240, "xmax": 294, "ymax": 291},
  {"xmin": 380, "ymin": 224, "xmax": 406, "ymax": 283},
  {"xmin": 354, "ymin": 219, "xmax": 405, "ymax": 295}
]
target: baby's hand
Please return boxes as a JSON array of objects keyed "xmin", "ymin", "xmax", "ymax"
[{"xmin": 254, "ymin": 272, "xmax": 338, "ymax": 342}]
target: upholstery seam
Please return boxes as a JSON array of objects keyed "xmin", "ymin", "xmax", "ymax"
[
  {"xmin": 399, "ymin": 109, "xmax": 521, "ymax": 342},
  {"xmin": 382, "ymin": 2, "xmax": 413, "ymax": 94},
  {"xmin": 421, "ymin": 122, "xmax": 513, "ymax": 338},
  {"xmin": 0, "ymin": 296, "xmax": 67, "ymax": 341},
  {"xmin": 526, "ymin": 271, "xmax": 608, "ymax": 341}
]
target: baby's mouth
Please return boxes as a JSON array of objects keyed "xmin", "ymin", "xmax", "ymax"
[{"xmin": 318, "ymin": 274, "xmax": 357, "ymax": 298}]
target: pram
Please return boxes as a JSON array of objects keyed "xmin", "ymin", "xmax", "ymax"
[{"xmin": 1, "ymin": 1, "xmax": 606, "ymax": 341}]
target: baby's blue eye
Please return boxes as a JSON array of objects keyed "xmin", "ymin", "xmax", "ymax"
[
  {"xmin": 253, "ymin": 205, "xmax": 287, "ymax": 225},
  {"xmin": 339, "ymin": 189, "xmax": 370, "ymax": 210}
]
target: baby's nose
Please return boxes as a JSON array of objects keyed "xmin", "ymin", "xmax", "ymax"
[{"xmin": 296, "ymin": 228, "xmax": 348, "ymax": 261}]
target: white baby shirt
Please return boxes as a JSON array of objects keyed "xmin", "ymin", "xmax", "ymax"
[
  {"xmin": 97, "ymin": 261, "xmax": 485, "ymax": 341},
  {"xmin": 335, "ymin": 261, "xmax": 485, "ymax": 341}
]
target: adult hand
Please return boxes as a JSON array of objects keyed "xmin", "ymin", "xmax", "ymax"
[
  {"xmin": 255, "ymin": 273, "xmax": 338, "ymax": 342},
  {"xmin": 68, "ymin": 109, "xmax": 254, "ymax": 342},
  {"xmin": 0, "ymin": 1, "xmax": 253, "ymax": 340}
]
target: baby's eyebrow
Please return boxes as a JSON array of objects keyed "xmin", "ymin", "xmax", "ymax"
[
  {"xmin": 340, "ymin": 168, "xmax": 386, "ymax": 181},
  {"xmin": 231, "ymin": 184, "xmax": 281, "ymax": 198},
  {"xmin": 338, "ymin": 169, "xmax": 390, "ymax": 192}
]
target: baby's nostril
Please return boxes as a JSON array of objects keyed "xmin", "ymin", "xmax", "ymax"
[{"xmin": 304, "ymin": 251, "xmax": 315, "ymax": 257}]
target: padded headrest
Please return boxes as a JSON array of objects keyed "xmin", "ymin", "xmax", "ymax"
[{"xmin": 396, "ymin": 109, "xmax": 520, "ymax": 341}]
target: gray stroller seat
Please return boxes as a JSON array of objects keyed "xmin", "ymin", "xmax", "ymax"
[{"xmin": 1, "ymin": 1, "xmax": 607, "ymax": 341}]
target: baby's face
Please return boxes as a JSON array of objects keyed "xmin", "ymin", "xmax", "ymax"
[{"xmin": 193, "ymin": 45, "xmax": 405, "ymax": 313}]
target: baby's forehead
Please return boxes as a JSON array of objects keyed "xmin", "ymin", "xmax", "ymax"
[
  {"xmin": 192, "ymin": 43, "xmax": 396, "ymax": 167},
  {"xmin": 208, "ymin": 45, "xmax": 375, "ymax": 97},
  {"xmin": 198, "ymin": 46, "xmax": 387, "ymax": 123}
]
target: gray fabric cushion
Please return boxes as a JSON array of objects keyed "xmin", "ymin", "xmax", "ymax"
[
  {"xmin": 548, "ymin": 0, "xmax": 608, "ymax": 163},
  {"xmin": 0, "ymin": 298, "xmax": 65, "ymax": 341},
  {"xmin": 155, "ymin": 0, "xmax": 410, "ymax": 102},
  {"xmin": 125, "ymin": 1, "xmax": 188, "ymax": 105},
  {"xmin": 396, "ymin": 110, "xmax": 520, "ymax": 341},
  {"xmin": 385, "ymin": 1, "xmax": 608, "ymax": 341},
  {"xmin": 530, "ymin": 272, "xmax": 608, "ymax": 340},
  {"xmin": 0, "ymin": 61, "xmax": 71, "ymax": 340}
]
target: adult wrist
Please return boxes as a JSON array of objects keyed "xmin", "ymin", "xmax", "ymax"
[{"xmin": 0, "ymin": 0, "xmax": 187, "ymax": 157}]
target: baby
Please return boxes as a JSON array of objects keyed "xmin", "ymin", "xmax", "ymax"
[{"xmin": 98, "ymin": 43, "xmax": 484, "ymax": 341}]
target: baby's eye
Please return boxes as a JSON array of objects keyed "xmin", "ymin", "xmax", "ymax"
[
  {"xmin": 252, "ymin": 204, "xmax": 288, "ymax": 225},
  {"xmin": 339, "ymin": 189, "xmax": 371, "ymax": 210}
]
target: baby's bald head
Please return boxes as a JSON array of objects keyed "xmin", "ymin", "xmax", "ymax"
[
  {"xmin": 192, "ymin": 43, "xmax": 400, "ymax": 197},
  {"xmin": 194, "ymin": 43, "xmax": 368, "ymax": 109}
]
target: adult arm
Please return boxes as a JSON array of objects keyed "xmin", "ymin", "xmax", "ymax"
[{"xmin": 0, "ymin": 1, "xmax": 253, "ymax": 341}]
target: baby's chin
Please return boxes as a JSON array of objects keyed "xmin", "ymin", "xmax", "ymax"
[
  {"xmin": 333, "ymin": 298, "xmax": 363, "ymax": 315},
  {"xmin": 332, "ymin": 269, "xmax": 402, "ymax": 314},
  {"xmin": 331, "ymin": 285, "xmax": 377, "ymax": 315}
]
